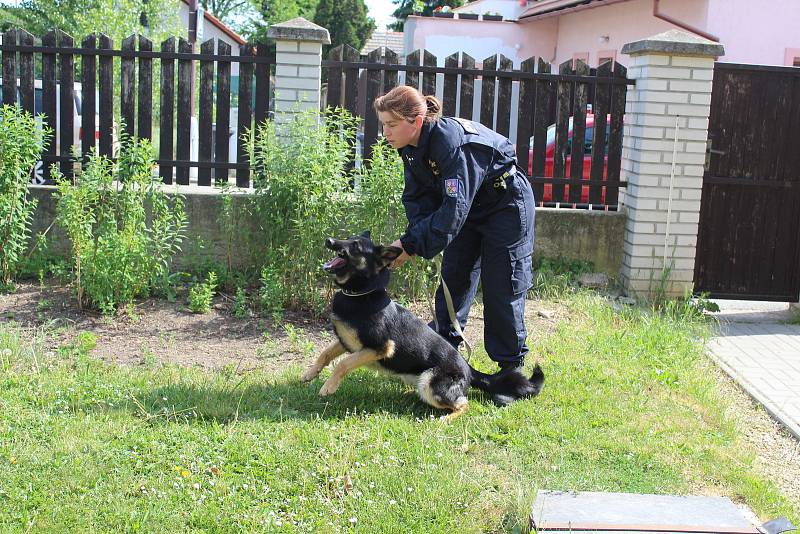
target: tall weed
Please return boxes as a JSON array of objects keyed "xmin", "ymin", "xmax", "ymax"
[
  {"xmin": 249, "ymin": 108, "xmax": 430, "ymax": 314},
  {"xmin": 0, "ymin": 105, "xmax": 51, "ymax": 289},
  {"xmin": 54, "ymin": 134, "xmax": 186, "ymax": 313}
]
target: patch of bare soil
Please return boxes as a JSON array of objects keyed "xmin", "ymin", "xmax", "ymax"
[{"xmin": 0, "ymin": 280, "xmax": 564, "ymax": 374}]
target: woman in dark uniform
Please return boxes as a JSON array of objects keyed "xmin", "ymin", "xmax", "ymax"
[{"xmin": 374, "ymin": 85, "xmax": 536, "ymax": 371}]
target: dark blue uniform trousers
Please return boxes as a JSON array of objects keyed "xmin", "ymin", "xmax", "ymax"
[{"xmin": 432, "ymin": 173, "xmax": 536, "ymax": 366}]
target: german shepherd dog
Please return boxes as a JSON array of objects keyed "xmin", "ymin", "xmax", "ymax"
[{"xmin": 301, "ymin": 232, "xmax": 544, "ymax": 420}]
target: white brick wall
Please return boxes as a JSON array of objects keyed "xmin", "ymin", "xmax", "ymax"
[
  {"xmin": 266, "ymin": 18, "xmax": 330, "ymax": 128},
  {"xmin": 620, "ymin": 47, "xmax": 717, "ymax": 298},
  {"xmin": 273, "ymin": 39, "xmax": 323, "ymax": 124}
]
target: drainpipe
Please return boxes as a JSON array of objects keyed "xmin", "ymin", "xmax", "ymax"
[{"xmin": 653, "ymin": 0, "xmax": 719, "ymax": 42}]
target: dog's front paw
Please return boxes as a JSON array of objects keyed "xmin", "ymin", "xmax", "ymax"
[
  {"xmin": 318, "ymin": 378, "xmax": 340, "ymax": 396},
  {"xmin": 301, "ymin": 366, "xmax": 320, "ymax": 382}
]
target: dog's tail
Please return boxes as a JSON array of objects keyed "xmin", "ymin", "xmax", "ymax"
[{"xmin": 469, "ymin": 365, "xmax": 544, "ymax": 406}]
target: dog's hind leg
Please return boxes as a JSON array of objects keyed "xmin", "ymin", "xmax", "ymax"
[
  {"xmin": 301, "ymin": 341, "xmax": 346, "ymax": 382},
  {"xmin": 319, "ymin": 341, "xmax": 395, "ymax": 396}
]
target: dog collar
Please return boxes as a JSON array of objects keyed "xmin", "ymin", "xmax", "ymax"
[
  {"xmin": 338, "ymin": 269, "xmax": 390, "ymax": 297},
  {"xmin": 341, "ymin": 288, "xmax": 380, "ymax": 297}
]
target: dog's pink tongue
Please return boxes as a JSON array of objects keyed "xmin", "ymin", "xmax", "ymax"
[{"xmin": 324, "ymin": 257, "xmax": 346, "ymax": 269}]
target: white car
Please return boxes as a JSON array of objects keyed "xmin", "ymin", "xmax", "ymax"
[{"xmin": 0, "ymin": 78, "xmax": 99, "ymax": 183}]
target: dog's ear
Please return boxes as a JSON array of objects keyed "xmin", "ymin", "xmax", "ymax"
[
  {"xmin": 374, "ymin": 245, "xmax": 403, "ymax": 268},
  {"xmin": 360, "ymin": 230, "xmax": 371, "ymax": 240}
]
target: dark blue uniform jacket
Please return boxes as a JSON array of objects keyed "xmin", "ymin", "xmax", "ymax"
[{"xmin": 398, "ymin": 117, "xmax": 522, "ymax": 259}]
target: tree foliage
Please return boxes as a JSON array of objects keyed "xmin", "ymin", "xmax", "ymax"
[
  {"xmin": 389, "ymin": 0, "xmax": 464, "ymax": 31},
  {"xmin": 238, "ymin": 0, "xmax": 319, "ymax": 44},
  {"xmin": 200, "ymin": 0, "xmax": 249, "ymax": 25},
  {"xmin": 313, "ymin": 0, "xmax": 375, "ymax": 53},
  {"xmin": 9, "ymin": 0, "xmax": 181, "ymax": 44},
  {"xmin": 0, "ymin": 6, "xmax": 28, "ymax": 32}
]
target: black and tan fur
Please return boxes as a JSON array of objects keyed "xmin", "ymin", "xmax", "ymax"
[{"xmin": 302, "ymin": 232, "xmax": 544, "ymax": 419}]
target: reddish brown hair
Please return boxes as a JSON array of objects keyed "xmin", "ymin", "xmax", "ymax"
[{"xmin": 373, "ymin": 85, "xmax": 442, "ymax": 123}]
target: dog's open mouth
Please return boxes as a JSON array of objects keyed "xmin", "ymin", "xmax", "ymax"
[{"xmin": 323, "ymin": 254, "xmax": 347, "ymax": 272}]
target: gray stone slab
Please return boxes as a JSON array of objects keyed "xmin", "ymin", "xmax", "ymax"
[
  {"xmin": 531, "ymin": 491, "xmax": 759, "ymax": 533},
  {"xmin": 707, "ymin": 332, "xmax": 800, "ymax": 440},
  {"xmin": 267, "ymin": 17, "xmax": 331, "ymax": 43},
  {"xmin": 621, "ymin": 29, "xmax": 725, "ymax": 57}
]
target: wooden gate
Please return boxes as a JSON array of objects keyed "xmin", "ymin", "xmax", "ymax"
[{"xmin": 694, "ymin": 63, "xmax": 800, "ymax": 301}]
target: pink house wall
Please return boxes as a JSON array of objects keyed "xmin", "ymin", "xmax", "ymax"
[
  {"xmin": 409, "ymin": 16, "xmax": 558, "ymax": 65},
  {"xmin": 707, "ymin": 0, "xmax": 800, "ymax": 66},
  {"xmin": 552, "ymin": 0, "xmax": 707, "ymax": 66},
  {"xmin": 406, "ymin": 0, "xmax": 800, "ymax": 68}
]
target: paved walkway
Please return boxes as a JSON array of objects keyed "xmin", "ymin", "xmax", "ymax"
[{"xmin": 707, "ymin": 300, "xmax": 800, "ymax": 440}]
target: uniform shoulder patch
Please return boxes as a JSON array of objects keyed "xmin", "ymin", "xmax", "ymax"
[
  {"xmin": 444, "ymin": 178, "xmax": 459, "ymax": 198},
  {"xmin": 453, "ymin": 117, "xmax": 478, "ymax": 134}
]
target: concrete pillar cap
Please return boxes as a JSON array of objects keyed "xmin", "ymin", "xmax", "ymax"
[
  {"xmin": 267, "ymin": 17, "xmax": 331, "ymax": 44},
  {"xmin": 622, "ymin": 29, "xmax": 724, "ymax": 58}
]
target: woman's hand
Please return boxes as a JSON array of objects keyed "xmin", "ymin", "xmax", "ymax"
[{"xmin": 389, "ymin": 239, "xmax": 413, "ymax": 269}]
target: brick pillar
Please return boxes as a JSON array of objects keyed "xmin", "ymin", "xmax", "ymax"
[
  {"xmin": 267, "ymin": 18, "xmax": 330, "ymax": 124},
  {"xmin": 619, "ymin": 30, "xmax": 724, "ymax": 298}
]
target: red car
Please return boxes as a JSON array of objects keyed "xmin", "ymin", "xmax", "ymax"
[{"xmin": 527, "ymin": 113, "xmax": 610, "ymax": 204}]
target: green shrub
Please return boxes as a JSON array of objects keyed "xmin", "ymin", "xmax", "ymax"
[
  {"xmin": 0, "ymin": 105, "xmax": 52, "ymax": 289},
  {"xmin": 656, "ymin": 288, "xmax": 720, "ymax": 321},
  {"xmin": 530, "ymin": 256, "xmax": 595, "ymax": 299},
  {"xmin": 189, "ymin": 271, "xmax": 217, "ymax": 314},
  {"xmin": 258, "ymin": 263, "xmax": 285, "ymax": 313},
  {"xmin": 54, "ymin": 134, "xmax": 186, "ymax": 313},
  {"xmin": 232, "ymin": 286, "xmax": 249, "ymax": 317},
  {"xmin": 249, "ymin": 108, "xmax": 431, "ymax": 314},
  {"xmin": 19, "ymin": 232, "xmax": 70, "ymax": 284}
]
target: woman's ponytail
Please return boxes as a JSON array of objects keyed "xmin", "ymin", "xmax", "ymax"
[
  {"xmin": 374, "ymin": 86, "xmax": 443, "ymax": 123},
  {"xmin": 424, "ymin": 95, "xmax": 442, "ymax": 121}
]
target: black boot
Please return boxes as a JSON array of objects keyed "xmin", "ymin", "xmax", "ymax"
[{"xmin": 497, "ymin": 359, "xmax": 524, "ymax": 372}]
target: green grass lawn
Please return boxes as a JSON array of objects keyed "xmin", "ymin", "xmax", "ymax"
[{"xmin": 0, "ymin": 292, "xmax": 797, "ymax": 532}]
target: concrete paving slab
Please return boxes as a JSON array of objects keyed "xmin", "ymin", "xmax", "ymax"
[
  {"xmin": 530, "ymin": 491, "xmax": 759, "ymax": 533},
  {"xmin": 707, "ymin": 300, "xmax": 800, "ymax": 440}
]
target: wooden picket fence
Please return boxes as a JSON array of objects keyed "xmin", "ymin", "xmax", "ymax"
[
  {"xmin": 2, "ymin": 27, "xmax": 634, "ymax": 208},
  {"xmin": 1, "ymin": 28, "xmax": 273, "ymax": 188},
  {"xmin": 324, "ymin": 45, "xmax": 633, "ymax": 208}
]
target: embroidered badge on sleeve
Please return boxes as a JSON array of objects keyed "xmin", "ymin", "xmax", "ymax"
[{"xmin": 444, "ymin": 178, "xmax": 459, "ymax": 198}]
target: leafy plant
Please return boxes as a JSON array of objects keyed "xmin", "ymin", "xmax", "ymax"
[
  {"xmin": 258, "ymin": 263, "xmax": 286, "ymax": 313},
  {"xmin": 58, "ymin": 331, "xmax": 97, "ymax": 358},
  {"xmin": 0, "ymin": 105, "xmax": 52, "ymax": 289},
  {"xmin": 232, "ymin": 286, "xmax": 249, "ymax": 318},
  {"xmin": 155, "ymin": 270, "xmax": 190, "ymax": 303},
  {"xmin": 19, "ymin": 232, "xmax": 70, "ymax": 284},
  {"xmin": 217, "ymin": 182, "xmax": 245, "ymax": 287},
  {"xmin": 189, "ymin": 271, "xmax": 217, "ymax": 314},
  {"xmin": 54, "ymin": 134, "xmax": 186, "ymax": 313},
  {"xmin": 657, "ymin": 288, "xmax": 720, "ymax": 321},
  {"xmin": 249, "ymin": 108, "xmax": 431, "ymax": 315},
  {"xmin": 530, "ymin": 256, "xmax": 594, "ymax": 299},
  {"xmin": 283, "ymin": 323, "xmax": 315, "ymax": 357}
]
